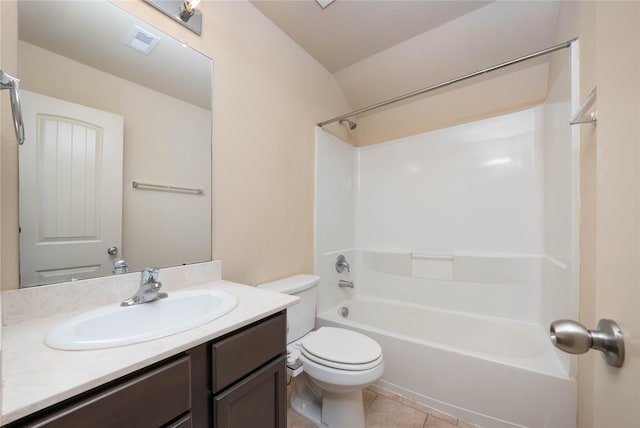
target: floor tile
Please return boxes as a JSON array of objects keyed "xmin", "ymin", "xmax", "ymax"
[
  {"xmin": 366, "ymin": 384, "xmax": 458, "ymax": 426},
  {"xmin": 286, "ymin": 383, "xmax": 479, "ymax": 428},
  {"xmin": 287, "ymin": 408, "xmax": 316, "ymax": 428},
  {"xmin": 457, "ymin": 420, "xmax": 481, "ymax": 428},
  {"xmin": 366, "ymin": 384, "xmax": 405, "ymax": 402},
  {"xmin": 424, "ymin": 415, "xmax": 458, "ymax": 428},
  {"xmin": 398, "ymin": 397, "xmax": 458, "ymax": 425},
  {"xmin": 365, "ymin": 395, "xmax": 427, "ymax": 428},
  {"xmin": 363, "ymin": 389, "xmax": 378, "ymax": 410}
]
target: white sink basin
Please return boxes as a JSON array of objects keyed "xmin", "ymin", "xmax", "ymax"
[{"xmin": 45, "ymin": 289, "xmax": 238, "ymax": 350}]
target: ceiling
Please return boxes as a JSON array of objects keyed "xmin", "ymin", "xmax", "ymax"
[
  {"xmin": 251, "ymin": 0, "xmax": 563, "ymax": 111},
  {"xmin": 250, "ymin": 0, "xmax": 492, "ymax": 73}
]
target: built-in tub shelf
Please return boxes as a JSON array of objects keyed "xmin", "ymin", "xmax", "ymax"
[{"xmin": 362, "ymin": 249, "xmax": 567, "ymax": 285}]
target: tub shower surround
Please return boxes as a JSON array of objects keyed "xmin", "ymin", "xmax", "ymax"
[{"xmin": 314, "ymin": 103, "xmax": 578, "ymax": 427}]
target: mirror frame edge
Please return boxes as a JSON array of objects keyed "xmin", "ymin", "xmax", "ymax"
[{"xmin": 1, "ymin": 0, "xmax": 22, "ymax": 291}]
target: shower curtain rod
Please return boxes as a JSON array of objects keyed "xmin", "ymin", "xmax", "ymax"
[{"xmin": 317, "ymin": 38, "xmax": 577, "ymax": 128}]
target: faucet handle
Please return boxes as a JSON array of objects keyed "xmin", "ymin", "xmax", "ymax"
[
  {"xmin": 336, "ymin": 255, "xmax": 350, "ymax": 273},
  {"xmin": 141, "ymin": 267, "xmax": 159, "ymax": 283}
]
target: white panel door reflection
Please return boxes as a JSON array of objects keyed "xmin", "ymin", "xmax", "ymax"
[{"xmin": 19, "ymin": 91, "xmax": 123, "ymax": 287}]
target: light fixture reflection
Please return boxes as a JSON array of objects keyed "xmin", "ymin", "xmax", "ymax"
[
  {"xmin": 316, "ymin": 0, "xmax": 336, "ymax": 9},
  {"xmin": 179, "ymin": 0, "xmax": 201, "ymax": 22},
  {"xmin": 143, "ymin": 0, "xmax": 202, "ymax": 35}
]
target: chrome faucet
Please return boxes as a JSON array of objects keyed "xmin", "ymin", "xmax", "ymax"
[
  {"xmin": 113, "ymin": 259, "xmax": 129, "ymax": 275},
  {"xmin": 121, "ymin": 267, "xmax": 168, "ymax": 306},
  {"xmin": 335, "ymin": 255, "xmax": 350, "ymax": 273},
  {"xmin": 338, "ymin": 280, "xmax": 354, "ymax": 288}
]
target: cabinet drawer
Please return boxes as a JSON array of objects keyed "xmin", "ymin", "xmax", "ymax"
[
  {"xmin": 20, "ymin": 356, "xmax": 191, "ymax": 428},
  {"xmin": 211, "ymin": 311, "xmax": 285, "ymax": 392}
]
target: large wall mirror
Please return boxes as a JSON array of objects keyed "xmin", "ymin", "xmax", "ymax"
[{"xmin": 17, "ymin": 1, "xmax": 212, "ymax": 287}]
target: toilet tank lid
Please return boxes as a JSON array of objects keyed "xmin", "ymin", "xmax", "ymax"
[{"xmin": 257, "ymin": 274, "xmax": 320, "ymax": 295}]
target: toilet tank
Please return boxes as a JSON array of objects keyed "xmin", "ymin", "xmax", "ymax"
[{"xmin": 258, "ymin": 274, "xmax": 320, "ymax": 343}]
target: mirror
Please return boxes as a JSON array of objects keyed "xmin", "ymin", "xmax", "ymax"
[{"xmin": 17, "ymin": 1, "xmax": 212, "ymax": 287}]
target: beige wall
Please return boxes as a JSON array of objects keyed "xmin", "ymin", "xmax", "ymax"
[
  {"xmin": 353, "ymin": 62, "xmax": 548, "ymax": 147},
  {"xmin": 590, "ymin": 2, "xmax": 639, "ymax": 427},
  {"xmin": 0, "ymin": 1, "xmax": 352, "ymax": 288},
  {"xmin": 553, "ymin": 2, "xmax": 640, "ymax": 427},
  {"xmin": 332, "ymin": 0, "xmax": 563, "ymax": 148}
]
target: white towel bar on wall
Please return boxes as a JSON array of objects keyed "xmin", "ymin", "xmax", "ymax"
[
  {"xmin": 132, "ymin": 181, "xmax": 204, "ymax": 195},
  {"xmin": 570, "ymin": 87, "xmax": 597, "ymax": 125}
]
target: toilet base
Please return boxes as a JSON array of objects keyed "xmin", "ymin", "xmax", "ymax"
[
  {"xmin": 291, "ymin": 375, "xmax": 366, "ymax": 428},
  {"xmin": 291, "ymin": 390, "xmax": 323, "ymax": 427}
]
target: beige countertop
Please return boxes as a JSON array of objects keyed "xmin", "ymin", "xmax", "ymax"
[{"xmin": 1, "ymin": 280, "xmax": 298, "ymax": 425}]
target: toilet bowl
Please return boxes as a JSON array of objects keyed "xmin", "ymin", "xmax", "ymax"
[
  {"xmin": 258, "ymin": 275, "xmax": 384, "ymax": 428},
  {"xmin": 290, "ymin": 327, "xmax": 384, "ymax": 427},
  {"xmin": 298, "ymin": 327, "xmax": 383, "ymax": 388}
]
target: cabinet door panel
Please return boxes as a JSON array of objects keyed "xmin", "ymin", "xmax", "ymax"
[
  {"xmin": 213, "ymin": 356, "xmax": 286, "ymax": 428},
  {"xmin": 20, "ymin": 356, "xmax": 191, "ymax": 428}
]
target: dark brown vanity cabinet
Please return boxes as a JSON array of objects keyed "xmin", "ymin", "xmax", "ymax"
[
  {"xmin": 6, "ymin": 311, "xmax": 287, "ymax": 428},
  {"xmin": 211, "ymin": 311, "xmax": 287, "ymax": 428}
]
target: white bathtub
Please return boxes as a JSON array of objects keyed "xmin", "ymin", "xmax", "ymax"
[{"xmin": 316, "ymin": 296, "xmax": 576, "ymax": 428}]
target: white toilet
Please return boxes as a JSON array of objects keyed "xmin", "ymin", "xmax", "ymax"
[{"xmin": 258, "ymin": 274, "xmax": 383, "ymax": 428}]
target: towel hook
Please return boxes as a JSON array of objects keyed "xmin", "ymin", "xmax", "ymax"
[{"xmin": 0, "ymin": 69, "xmax": 25, "ymax": 144}]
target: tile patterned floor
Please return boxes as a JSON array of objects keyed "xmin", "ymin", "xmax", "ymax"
[{"xmin": 287, "ymin": 382, "xmax": 480, "ymax": 428}]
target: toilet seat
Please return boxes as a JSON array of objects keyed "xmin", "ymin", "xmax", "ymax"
[{"xmin": 300, "ymin": 327, "xmax": 383, "ymax": 371}]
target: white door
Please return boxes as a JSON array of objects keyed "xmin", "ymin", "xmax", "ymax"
[{"xmin": 19, "ymin": 91, "xmax": 124, "ymax": 287}]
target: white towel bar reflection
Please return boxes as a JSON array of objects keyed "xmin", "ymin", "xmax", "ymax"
[{"xmin": 132, "ymin": 181, "xmax": 204, "ymax": 195}]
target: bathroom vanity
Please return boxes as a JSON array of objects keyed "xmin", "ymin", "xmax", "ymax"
[{"xmin": 1, "ymin": 276, "xmax": 297, "ymax": 428}]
